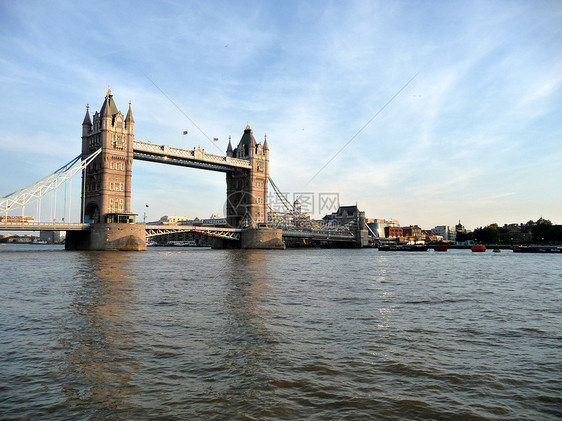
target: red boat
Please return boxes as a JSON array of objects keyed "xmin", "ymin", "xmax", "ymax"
[
  {"xmin": 472, "ymin": 245, "xmax": 486, "ymax": 252},
  {"xmin": 434, "ymin": 245, "xmax": 448, "ymax": 252}
]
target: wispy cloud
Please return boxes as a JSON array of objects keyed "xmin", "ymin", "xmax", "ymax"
[{"xmin": 1, "ymin": 0, "xmax": 561, "ymax": 227}]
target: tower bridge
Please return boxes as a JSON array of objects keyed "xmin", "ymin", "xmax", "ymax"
[{"xmin": 1, "ymin": 88, "xmax": 368, "ymax": 250}]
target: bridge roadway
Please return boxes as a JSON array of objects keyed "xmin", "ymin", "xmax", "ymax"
[
  {"xmin": 146, "ymin": 226, "xmax": 357, "ymax": 243},
  {"xmin": 133, "ymin": 140, "xmax": 251, "ymax": 173},
  {"xmin": 0, "ymin": 222, "xmax": 242, "ymax": 240},
  {"xmin": 1, "ymin": 222, "xmax": 358, "ymax": 244},
  {"xmin": 145, "ymin": 225, "xmax": 242, "ymax": 241},
  {"xmin": 281, "ymin": 229, "xmax": 356, "ymax": 242},
  {"xmin": 0, "ymin": 222, "xmax": 90, "ymax": 231}
]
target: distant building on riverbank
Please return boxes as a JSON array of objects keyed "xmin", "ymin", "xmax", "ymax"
[
  {"xmin": 433, "ymin": 225, "xmax": 457, "ymax": 242},
  {"xmin": 402, "ymin": 225, "xmax": 422, "ymax": 239},
  {"xmin": 323, "ymin": 205, "xmax": 362, "ymax": 226},
  {"xmin": 367, "ymin": 218, "xmax": 400, "ymax": 238},
  {"xmin": 384, "ymin": 226, "xmax": 403, "ymax": 238}
]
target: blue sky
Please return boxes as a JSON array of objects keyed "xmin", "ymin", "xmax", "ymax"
[{"xmin": 1, "ymin": 0, "xmax": 561, "ymax": 229}]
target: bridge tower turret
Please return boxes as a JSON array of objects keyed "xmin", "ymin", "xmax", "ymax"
[
  {"xmin": 226, "ymin": 136, "xmax": 233, "ymax": 157},
  {"xmin": 82, "ymin": 104, "xmax": 92, "ymax": 137},
  {"xmin": 226, "ymin": 124, "xmax": 269, "ymax": 228},
  {"xmin": 80, "ymin": 87, "xmax": 135, "ymax": 224}
]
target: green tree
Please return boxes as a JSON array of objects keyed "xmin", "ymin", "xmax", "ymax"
[
  {"xmin": 474, "ymin": 225, "xmax": 499, "ymax": 244},
  {"xmin": 536, "ymin": 217, "xmax": 552, "ymax": 226},
  {"xmin": 532, "ymin": 218, "xmax": 560, "ymax": 243},
  {"xmin": 456, "ymin": 231, "xmax": 472, "ymax": 243}
]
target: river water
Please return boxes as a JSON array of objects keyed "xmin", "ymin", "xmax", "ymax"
[{"xmin": 0, "ymin": 244, "xmax": 560, "ymax": 420}]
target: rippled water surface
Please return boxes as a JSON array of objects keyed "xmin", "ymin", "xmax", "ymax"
[{"xmin": 1, "ymin": 244, "xmax": 561, "ymax": 420}]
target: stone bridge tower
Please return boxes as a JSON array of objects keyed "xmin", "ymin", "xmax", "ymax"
[
  {"xmin": 80, "ymin": 87, "xmax": 135, "ymax": 223},
  {"xmin": 225, "ymin": 124, "xmax": 269, "ymax": 227}
]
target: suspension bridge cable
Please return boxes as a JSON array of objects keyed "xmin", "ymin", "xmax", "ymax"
[
  {"xmin": 307, "ymin": 72, "xmax": 419, "ymax": 185},
  {"xmin": 143, "ymin": 72, "xmax": 224, "ymax": 154},
  {"xmin": 0, "ymin": 148, "xmax": 101, "ymax": 218},
  {"xmin": 268, "ymin": 176, "xmax": 295, "ymax": 213}
]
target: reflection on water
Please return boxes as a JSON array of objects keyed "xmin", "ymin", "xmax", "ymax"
[
  {"xmin": 222, "ymin": 250, "xmax": 277, "ymax": 349},
  {"xmin": 60, "ymin": 252, "xmax": 140, "ymax": 417},
  {"xmin": 194, "ymin": 250, "xmax": 281, "ymax": 417}
]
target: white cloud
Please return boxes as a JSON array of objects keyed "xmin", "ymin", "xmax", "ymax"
[{"xmin": 1, "ymin": 0, "xmax": 561, "ymax": 228}]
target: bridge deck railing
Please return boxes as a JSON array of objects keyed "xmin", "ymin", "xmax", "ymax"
[
  {"xmin": 0, "ymin": 222, "xmax": 90, "ymax": 231},
  {"xmin": 133, "ymin": 140, "xmax": 251, "ymax": 169}
]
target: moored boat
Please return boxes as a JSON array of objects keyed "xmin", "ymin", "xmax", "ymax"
[
  {"xmin": 433, "ymin": 245, "xmax": 448, "ymax": 252},
  {"xmin": 379, "ymin": 245, "xmax": 429, "ymax": 251},
  {"xmin": 472, "ymin": 245, "xmax": 486, "ymax": 252},
  {"xmin": 513, "ymin": 246, "xmax": 562, "ymax": 253},
  {"xmin": 164, "ymin": 240, "xmax": 198, "ymax": 247}
]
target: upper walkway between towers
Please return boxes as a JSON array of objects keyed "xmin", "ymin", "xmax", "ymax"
[{"xmin": 132, "ymin": 140, "xmax": 251, "ymax": 172}]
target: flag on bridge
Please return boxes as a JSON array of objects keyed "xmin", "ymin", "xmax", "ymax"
[
  {"xmin": 213, "ymin": 137, "xmax": 219, "ymax": 141},
  {"xmin": 183, "ymin": 131, "xmax": 188, "ymax": 135}
]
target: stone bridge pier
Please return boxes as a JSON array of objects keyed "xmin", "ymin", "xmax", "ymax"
[{"xmin": 66, "ymin": 222, "xmax": 146, "ymax": 251}]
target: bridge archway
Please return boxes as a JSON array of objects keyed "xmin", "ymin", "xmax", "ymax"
[{"xmin": 84, "ymin": 203, "xmax": 100, "ymax": 224}]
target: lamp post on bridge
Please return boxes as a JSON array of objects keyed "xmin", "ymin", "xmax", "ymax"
[{"xmin": 144, "ymin": 204, "xmax": 149, "ymax": 224}]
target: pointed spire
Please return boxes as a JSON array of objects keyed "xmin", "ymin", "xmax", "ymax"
[
  {"xmin": 82, "ymin": 104, "xmax": 92, "ymax": 126},
  {"xmin": 226, "ymin": 135, "xmax": 233, "ymax": 156},
  {"xmin": 102, "ymin": 97, "xmax": 112, "ymax": 117},
  {"xmin": 263, "ymin": 133, "xmax": 269, "ymax": 151},
  {"xmin": 100, "ymin": 84, "xmax": 118, "ymax": 117},
  {"xmin": 237, "ymin": 122, "xmax": 257, "ymax": 157},
  {"xmin": 247, "ymin": 123, "xmax": 256, "ymax": 149},
  {"xmin": 125, "ymin": 100, "xmax": 134, "ymax": 123}
]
